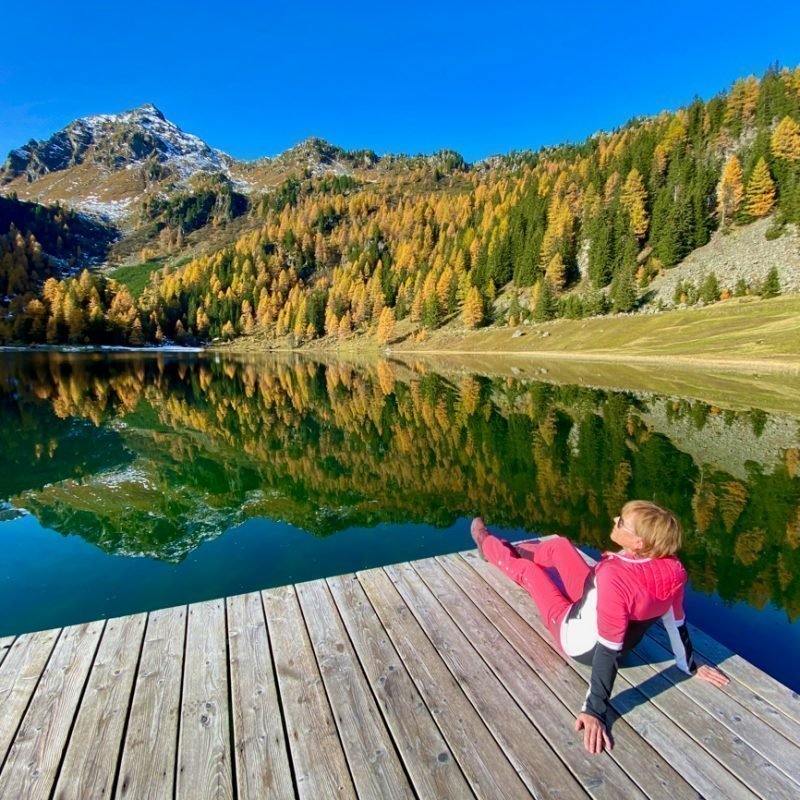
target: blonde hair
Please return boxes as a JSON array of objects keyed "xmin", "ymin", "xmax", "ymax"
[{"xmin": 623, "ymin": 500, "xmax": 682, "ymax": 558}]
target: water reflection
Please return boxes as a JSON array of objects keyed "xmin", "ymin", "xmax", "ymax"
[{"xmin": 1, "ymin": 351, "xmax": 799, "ymax": 622}]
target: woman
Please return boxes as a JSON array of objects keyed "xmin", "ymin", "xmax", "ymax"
[{"xmin": 471, "ymin": 499, "xmax": 729, "ymax": 754}]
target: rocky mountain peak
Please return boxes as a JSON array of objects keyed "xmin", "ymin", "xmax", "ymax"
[{"xmin": 0, "ymin": 103, "xmax": 232, "ymax": 187}]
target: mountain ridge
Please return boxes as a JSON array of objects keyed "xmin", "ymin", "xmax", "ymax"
[{"xmin": 1, "ymin": 66, "xmax": 799, "ymax": 348}]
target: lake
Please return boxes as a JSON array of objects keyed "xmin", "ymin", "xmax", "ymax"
[{"xmin": 1, "ymin": 350, "xmax": 799, "ymax": 691}]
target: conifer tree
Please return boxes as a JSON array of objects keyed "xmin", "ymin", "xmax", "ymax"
[
  {"xmin": 745, "ymin": 157, "xmax": 776, "ymax": 218},
  {"xmin": 700, "ymin": 272, "xmax": 721, "ymax": 303},
  {"xmin": 717, "ymin": 155, "xmax": 744, "ymax": 226},
  {"xmin": 621, "ymin": 168, "xmax": 649, "ymax": 239},
  {"xmin": 421, "ymin": 295, "xmax": 440, "ymax": 330},
  {"xmin": 462, "ymin": 286, "xmax": 484, "ymax": 328},
  {"xmin": 544, "ymin": 252, "xmax": 566, "ymax": 292},
  {"xmin": 610, "ymin": 264, "xmax": 636, "ymax": 312},
  {"xmin": 532, "ymin": 279, "xmax": 556, "ymax": 322},
  {"xmin": 771, "ymin": 116, "xmax": 800, "ymax": 161},
  {"xmin": 376, "ymin": 306, "xmax": 396, "ymax": 343},
  {"xmin": 761, "ymin": 266, "xmax": 781, "ymax": 298}
]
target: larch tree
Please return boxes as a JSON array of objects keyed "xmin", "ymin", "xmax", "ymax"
[
  {"xmin": 621, "ymin": 168, "xmax": 649, "ymax": 239},
  {"xmin": 462, "ymin": 286, "xmax": 484, "ymax": 328},
  {"xmin": 544, "ymin": 252, "xmax": 566, "ymax": 292},
  {"xmin": 716, "ymin": 155, "xmax": 744, "ymax": 226},
  {"xmin": 771, "ymin": 116, "xmax": 800, "ymax": 161},
  {"xmin": 745, "ymin": 158, "xmax": 776, "ymax": 218},
  {"xmin": 375, "ymin": 306, "xmax": 396, "ymax": 343}
]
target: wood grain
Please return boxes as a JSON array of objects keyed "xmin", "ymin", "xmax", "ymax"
[
  {"xmin": 0, "ymin": 621, "xmax": 104, "ymax": 800},
  {"xmin": 176, "ymin": 599, "xmax": 233, "ymax": 800},
  {"xmin": 116, "ymin": 606, "xmax": 186, "ymax": 800},
  {"xmin": 54, "ymin": 614, "xmax": 146, "ymax": 799},
  {"xmin": 227, "ymin": 591, "xmax": 293, "ymax": 800},
  {"xmin": 263, "ymin": 585, "xmax": 354, "ymax": 799},
  {"xmin": 297, "ymin": 578, "xmax": 413, "ymax": 800}
]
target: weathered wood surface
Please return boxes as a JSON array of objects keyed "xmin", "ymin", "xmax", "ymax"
[
  {"xmin": 176, "ymin": 599, "xmax": 233, "ymax": 800},
  {"xmin": 1, "ymin": 546, "xmax": 799, "ymax": 799},
  {"xmin": 54, "ymin": 614, "xmax": 146, "ymax": 800},
  {"xmin": 226, "ymin": 592, "xmax": 293, "ymax": 800},
  {"xmin": 116, "ymin": 605, "xmax": 186, "ymax": 799}
]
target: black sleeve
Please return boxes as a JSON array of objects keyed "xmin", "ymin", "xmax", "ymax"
[
  {"xmin": 677, "ymin": 622, "xmax": 697, "ymax": 674},
  {"xmin": 582, "ymin": 642, "xmax": 622, "ymax": 724}
]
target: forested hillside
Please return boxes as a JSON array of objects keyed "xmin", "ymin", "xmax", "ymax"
[{"xmin": 2, "ymin": 67, "xmax": 799, "ymax": 345}]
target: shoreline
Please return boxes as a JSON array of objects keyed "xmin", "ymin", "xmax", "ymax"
[{"xmin": 387, "ymin": 348, "xmax": 800, "ymax": 373}]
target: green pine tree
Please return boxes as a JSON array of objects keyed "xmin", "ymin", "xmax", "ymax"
[
  {"xmin": 761, "ymin": 267, "xmax": 781, "ymax": 298},
  {"xmin": 610, "ymin": 264, "xmax": 637, "ymax": 312}
]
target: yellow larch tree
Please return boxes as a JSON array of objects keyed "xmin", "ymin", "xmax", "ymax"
[
  {"xmin": 716, "ymin": 155, "xmax": 745, "ymax": 226},
  {"xmin": 745, "ymin": 157, "xmax": 776, "ymax": 218},
  {"xmin": 375, "ymin": 306, "xmax": 396, "ymax": 343},
  {"xmin": 544, "ymin": 252, "xmax": 566, "ymax": 292},
  {"xmin": 462, "ymin": 286, "xmax": 484, "ymax": 328},
  {"xmin": 771, "ymin": 116, "xmax": 800, "ymax": 161},
  {"xmin": 621, "ymin": 168, "xmax": 649, "ymax": 238}
]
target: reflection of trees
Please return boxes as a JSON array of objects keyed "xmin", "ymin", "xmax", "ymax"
[{"xmin": 1, "ymin": 352, "xmax": 800, "ymax": 617}]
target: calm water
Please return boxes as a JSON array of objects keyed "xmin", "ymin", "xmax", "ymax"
[{"xmin": 1, "ymin": 351, "xmax": 799, "ymax": 691}]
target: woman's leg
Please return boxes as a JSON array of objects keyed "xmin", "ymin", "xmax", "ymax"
[
  {"xmin": 520, "ymin": 536, "xmax": 592, "ymax": 604},
  {"xmin": 472, "ymin": 521, "xmax": 577, "ymax": 644}
]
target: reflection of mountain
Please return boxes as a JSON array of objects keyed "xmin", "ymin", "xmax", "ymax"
[
  {"xmin": 639, "ymin": 403, "xmax": 799, "ymax": 480},
  {"xmin": 1, "ymin": 352, "xmax": 799, "ymax": 618}
]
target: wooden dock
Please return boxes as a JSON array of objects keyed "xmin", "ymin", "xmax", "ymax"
[{"xmin": 1, "ymin": 547, "xmax": 799, "ymax": 799}]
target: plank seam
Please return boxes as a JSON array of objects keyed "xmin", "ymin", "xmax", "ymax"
[
  {"xmin": 172, "ymin": 607, "xmax": 189, "ymax": 800},
  {"xmin": 258, "ymin": 592, "xmax": 300, "ymax": 800},
  {"xmin": 223, "ymin": 599, "xmax": 239, "ymax": 800},
  {"xmin": 0, "ymin": 628, "xmax": 63, "ymax": 779},
  {"xmin": 406, "ymin": 559, "xmax": 594, "ymax": 799},
  {"xmin": 48, "ymin": 619, "xmax": 108, "ymax": 800},
  {"xmin": 292, "ymin": 582, "xmax": 361, "ymax": 797},
  {"xmin": 323, "ymin": 577, "xmax": 423, "ymax": 800},
  {"xmin": 109, "ymin": 613, "xmax": 151, "ymax": 800}
]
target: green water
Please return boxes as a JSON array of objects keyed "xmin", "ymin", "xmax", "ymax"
[{"xmin": 1, "ymin": 351, "xmax": 799, "ymax": 690}]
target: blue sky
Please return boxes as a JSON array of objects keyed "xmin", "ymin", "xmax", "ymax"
[{"xmin": 1, "ymin": 0, "xmax": 799, "ymax": 163}]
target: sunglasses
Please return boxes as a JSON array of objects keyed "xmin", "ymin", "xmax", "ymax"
[{"xmin": 614, "ymin": 515, "xmax": 636, "ymax": 535}]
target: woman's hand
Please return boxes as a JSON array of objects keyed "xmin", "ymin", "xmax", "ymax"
[
  {"xmin": 695, "ymin": 664, "xmax": 730, "ymax": 687},
  {"xmin": 575, "ymin": 712, "xmax": 613, "ymax": 754}
]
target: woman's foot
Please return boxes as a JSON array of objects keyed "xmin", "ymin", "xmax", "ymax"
[{"xmin": 471, "ymin": 517, "xmax": 489, "ymax": 559}]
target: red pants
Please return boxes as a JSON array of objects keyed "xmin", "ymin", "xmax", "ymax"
[{"xmin": 481, "ymin": 535, "xmax": 591, "ymax": 648}]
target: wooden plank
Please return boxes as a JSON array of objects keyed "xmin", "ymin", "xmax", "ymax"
[
  {"xmin": 435, "ymin": 553, "xmax": 699, "ymax": 800},
  {"xmin": 116, "ymin": 606, "xmax": 186, "ymax": 800},
  {"xmin": 646, "ymin": 622, "xmax": 800, "ymax": 738},
  {"xmin": 297, "ymin": 579, "xmax": 414, "ymax": 800},
  {"xmin": 633, "ymin": 634, "xmax": 800, "ymax": 789},
  {"xmin": 54, "ymin": 614, "xmax": 146, "ymax": 800},
  {"xmin": 226, "ymin": 592, "xmax": 294, "ymax": 800},
  {"xmin": 368, "ymin": 564, "xmax": 586, "ymax": 800},
  {"xmin": 0, "ymin": 628, "xmax": 60, "ymax": 770},
  {"xmin": 328, "ymin": 574, "xmax": 480, "ymax": 799},
  {"xmin": 0, "ymin": 621, "xmax": 104, "ymax": 800},
  {"xmin": 262, "ymin": 585, "xmax": 355, "ymax": 800},
  {"xmin": 462, "ymin": 549, "xmax": 754, "ymax": 800},
  {"xmin": 176, "ymin": 598, "xmax": 233, "ymax": 800}
]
